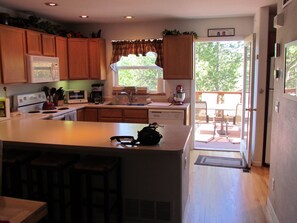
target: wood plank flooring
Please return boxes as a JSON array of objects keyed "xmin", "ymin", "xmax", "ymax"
[{"xmin": 186, "ymin": 150, "xmax": 269, "ymax": 223}]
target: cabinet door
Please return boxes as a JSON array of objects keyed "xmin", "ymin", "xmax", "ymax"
[
  {"xmin": 88, "ymin": 38, "xmax": 107, "ymax": 80},
  {"xmin": 98, "ymin": 108, "xmax": 123, "ymax": 122},
  {"xmin": 84, "ymin": 108, "xmax": 98, "ymax": 122},
  {"xmin": 163, "ymin": 35, "xmax": 194, "ymax": 80},
  {"xmin": 0, "ymin": 25, "xmax": 27, "ymax": 83},
  {"xmin": 76, "ymin": 108, "xmax": 85, "ymax": 121},
  {"xmin": 68, "ymin": 38, "xmax": 89, "ymax": 79},
  {"xmin": 42, "ymin": 34, "xmax": 56, "ymax": 56},
  {"xmin": 55, "ymin": 36, "xmax": 68, "ymax": 80},
  {"xmin": 123, "ymin": 109, "xmax": 148, "ymax": 123},
  {"xmin": 26, "ymin": 30, "xmax": 42, "ymax": 55}
]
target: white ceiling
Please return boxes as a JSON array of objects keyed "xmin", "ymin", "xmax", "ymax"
[{"xmin": 0, "ymin": 0, "xmax": 277, "ymax": 24}]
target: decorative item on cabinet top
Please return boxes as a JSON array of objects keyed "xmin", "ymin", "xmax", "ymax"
[{"xmin": 162, "ymin": 29, "xmax": 198, "ymax": 39}]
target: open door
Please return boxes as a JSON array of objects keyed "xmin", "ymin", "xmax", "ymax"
[{"xmin": 240, "ymin": 34, "xmax": 256, "ymax": 168}]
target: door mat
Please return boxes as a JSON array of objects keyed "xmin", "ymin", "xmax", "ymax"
[{"xmin": 194, "ymin": 155, "xmax": 244, "ymax": 169}]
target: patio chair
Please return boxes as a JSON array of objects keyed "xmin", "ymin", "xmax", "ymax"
[
  {"xmin": 201, "ymin": 93, "xmax": 218, "ymax": 118},
  {"xmin": 195, "ymin": 101, "xmax": 216, "ymax": 143},
  {"xmin": 226, "ymin": 103, "xmax": 242, "ymax": 143}
]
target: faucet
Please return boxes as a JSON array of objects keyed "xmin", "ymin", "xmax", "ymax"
[{"xmin": 120, "ymin": 91, "xmax": 133, "ymax": 104}]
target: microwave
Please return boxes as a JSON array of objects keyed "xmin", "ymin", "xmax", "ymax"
[
  {"xmin": 27, "ymin": 55, "xmax": 60, "ymax": 83},
  {"xmin": 65, "ymin": 90, "xmax": 88, "ymax": 104}
]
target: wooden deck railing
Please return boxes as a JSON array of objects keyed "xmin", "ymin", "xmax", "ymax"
[{"xmin": 195, "ymin": 91, "xmax": 242, "ymax": 104}]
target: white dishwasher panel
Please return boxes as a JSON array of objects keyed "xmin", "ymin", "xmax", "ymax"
[{"xmin": 148, "ymin": 109, "xmax": 184, "ymax": 125}]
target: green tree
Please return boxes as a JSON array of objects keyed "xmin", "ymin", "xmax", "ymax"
[
  {"xmin": 117, "ymin": 53, "xmax": 162, "ymax": 91},
  {"xmin": 195, "ymin": 41, "xmax": 243, "ymax": 92}
]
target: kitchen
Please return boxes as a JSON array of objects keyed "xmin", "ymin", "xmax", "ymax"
[{"xmin": 0, "ymin": 0, "xmax": 282, "ymax": 223}]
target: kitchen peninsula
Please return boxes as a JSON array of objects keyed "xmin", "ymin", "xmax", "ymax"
[{"xmin": 0, "ymin": 118, "xmax": 192, "ymax": 223}]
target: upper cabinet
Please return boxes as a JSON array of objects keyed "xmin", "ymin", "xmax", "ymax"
[
  {"xmin": 0, "ymin": 25, "xmax": 27, "ymax": 84},
  {"xmin": 26, "ymin": 30, "xmax": 56, "ymax": 56},
  {"xmin": 55, "ymin": 36, "xmax": 68, "ymax": 80},
  {"xmin": 41, "ymin": 33, "xmax": 56, "ymax": 56},
  {"xmin": 68, "ymin": 38, "xmax": 107, "ymax": 80},
  {"xmin": 88, "ymin": 38, "xmax": 107, "ymax": 80},
  {"xmin": 163, "ymin": 35, "xmax": 194, "ymax": 80},
  {"xmin": 68, "ymin": 38, "xmax": 89, "ymax": 80}
]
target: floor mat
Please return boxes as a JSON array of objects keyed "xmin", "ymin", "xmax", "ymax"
[{"xmin": 194, "ymin": 155, "xmax": 244, "ymax": 169}]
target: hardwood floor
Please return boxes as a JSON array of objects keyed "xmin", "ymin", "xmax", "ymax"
[{"xmin": 187, "ymin": 150, "xmax": 270, "ymax": 223}]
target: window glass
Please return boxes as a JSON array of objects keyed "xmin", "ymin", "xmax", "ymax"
[{"xmin": 115, "ymin": 52, "xmax": 163, "ymax": 92}]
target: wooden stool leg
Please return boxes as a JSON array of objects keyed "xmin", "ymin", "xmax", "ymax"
[
  {"xmin": 47, "ymin": 170, "xmax": 54, "ymax": 222},
  {"xmin": 104, "ymin": 173, "xmax": 110, "ymax": 223},
  {"xmin": 11, "ymin": 164, "xmax": 22, "ymax": 197},
  {"xmin": 36, "ymin": 168, "xmax": 44, "ymax": 200},
  {"xmin": 70, "ymin": 169, "xmax": 82, "ymax": 223},
  {"xmin": 116, "ymin": 163, "xmax": 122, "ymax": 223},
  {"xmin": 58, "ymin": 171, "xmax": 66, "ymax": 223},
  {"xmin": 86, "ymin": 174, "xmax": 93, "ymax": 223}
]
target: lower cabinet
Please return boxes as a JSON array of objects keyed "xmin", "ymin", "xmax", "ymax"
[
  {"xmin": 98, "ymin": 108, "xmax": 123, "ymax": 122},
  {"xmin": 123, "ymin": 109, "xmax": 148, "ymax": 123},
  {"xmin": 77, "ymin": 107, "xmax": 148, "ymax": 124},
  {"xmin": 76, "ymin": 109, "xmax": 84, "ymax": 121},
  {"xmin": 84, "ymin": 108, "xmax": 98, "ymax": 122}
]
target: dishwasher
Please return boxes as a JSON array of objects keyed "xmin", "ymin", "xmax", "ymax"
[{"xmin": 148, "ymin": 109, "xmax": 184, "ymax": 125}]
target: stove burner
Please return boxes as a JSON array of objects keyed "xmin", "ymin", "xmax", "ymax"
[
  {"xmin": 42, "ymin": 111, "xmax": 58, "ymax": 114},
  {"xmin": 58, "ymin": 107, "xmax": 69, "ymax": 110},
  {"xmin": 28, "ymin": 111, "xmax": 41, "ymax": 114}
]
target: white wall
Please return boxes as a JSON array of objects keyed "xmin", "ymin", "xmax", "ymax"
[
  {"xmin": 269, "ymin": 0, "xmax": 297, "ymax": 222},
  {"xmin": 70, "ymin": 17, "xmax": 254, "ymax": 102}
]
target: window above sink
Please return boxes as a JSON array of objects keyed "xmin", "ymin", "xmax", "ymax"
[{"xmin": 113, "ymin": 52, "xmax": 164, "ymax": 93}]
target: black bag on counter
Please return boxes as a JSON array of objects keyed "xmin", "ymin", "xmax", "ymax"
[
  {"xmin": 110, "ymin": 123, "xmax": 162, "ymax": 146},
  {"xmin": 136, "ymin": 123, "xmax": 163, "ymax": 146}
]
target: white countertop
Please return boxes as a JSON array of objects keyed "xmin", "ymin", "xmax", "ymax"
[{"xmin": 0, "ymin": 118, "xmax": 192, "ymax": 153}]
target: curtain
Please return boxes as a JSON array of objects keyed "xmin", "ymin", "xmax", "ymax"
[{"xmin": 110, "ymin": 39, "xmax": 163, "ymax": 71}]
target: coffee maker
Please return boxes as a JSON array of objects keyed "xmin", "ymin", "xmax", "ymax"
[
  {"xmin": 90, "ymin": 83, "xmax": 104, "ymax": 104},
  {"xmin": 173, "ymin": 85, "xmax": 186, "ymax": 105}
]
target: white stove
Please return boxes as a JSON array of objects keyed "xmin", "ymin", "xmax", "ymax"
[{"xmin": 13, "ymin": 92, "xmax": 77, "ymax": 120}]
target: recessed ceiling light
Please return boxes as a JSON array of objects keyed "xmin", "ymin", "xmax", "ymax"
[
  {"xmin": 45, "ymin": 2, "xmax": 58, "ymax": 7},
  {"xmin": 79, "ymin": 15, "xmax": 89, "ymax": 19},
  {"xmin": 124, "ymin": 15, "xmax": 134, "ymax": 19}
]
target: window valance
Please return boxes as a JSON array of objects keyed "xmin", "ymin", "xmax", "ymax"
[{"xmin": 110, "ymin": 39, "xmax": 163, "ymax": 71}]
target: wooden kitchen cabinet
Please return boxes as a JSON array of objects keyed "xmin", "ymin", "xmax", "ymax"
[
  {"xmin": 26, "ymin": 30, "xmax": 42, "ymax": 55},
  {"xmin": 88, "ymin": 38, "xmax": 107, "ymax": 80},
  {"xmin": 41, "ymin": 33, "xmax": 56, "ymax": 56},
  {"xmin": 163, "ymin": 35, "xmax": 194, "ymax": 80},
  {"xmin": 26, "ymin": 30, "xmax": 56, "ymax": 56},
  {"xmin": 98, "ymin": 108, "xmax": 123, "ymax": 122},
  {"xmin": 84, "ymin": 108, "xmax": 98, "ymax": 122},
  {"xmin": 0, "ymin": 25, "xmax": 27, "ymax": 84},
  {"xmin": 68, "ymin": 38, "xmax": 89, "ymax": 80},
  {"xmin": 55, "ymin": 36, "xmax": 68, "ymax": 80},
  {"xmin": 76, "ymin": 108, "xmax": 85, "ymax": 121},
  {"xmin": 123, "ymin": 109, "xmax": 148, "ymax": 123}
]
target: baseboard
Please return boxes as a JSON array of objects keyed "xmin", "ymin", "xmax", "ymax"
[
  {"xmin": 251, "ymin": 160, "xmax": 262, "ymax": 166},
  {"xmin": 266, "ymin": 198, "xmax": 279, "ymax": 223}
]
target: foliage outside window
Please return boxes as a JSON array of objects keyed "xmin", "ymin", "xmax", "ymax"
[
  {"xmin": 195, "ymin": 41, "xmax": 244, "ymax": 92},
  {"xmin": 114, "ymin": 52, "xmax": 163, "ymax": 92}
]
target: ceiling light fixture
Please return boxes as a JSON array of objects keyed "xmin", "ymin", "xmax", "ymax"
[
  {"xmin": 79, "ymin": 15, "xmax": 89, "ymax": 19},
  {"xmin": 45, "ymin": 2, "xmax": 58, "ymax": 7},
  {"xmin": 124, "ymin": 15, "xmax": 134, "ymax": 20}
]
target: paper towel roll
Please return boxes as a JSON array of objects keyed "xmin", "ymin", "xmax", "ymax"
[{"xmin": 157, "ymin": 78, "xmax": 165, "ymax": 93}]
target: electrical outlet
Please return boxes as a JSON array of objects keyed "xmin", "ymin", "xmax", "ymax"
[{"xmin": 272, "ymin": 178, "xmax": 275, "ymax": 191}]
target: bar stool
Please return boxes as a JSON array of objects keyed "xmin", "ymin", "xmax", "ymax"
[
  {"xmin": 2, "ymin": 149, "xmax": 39, "ymax": 198},
  {"xmin": 70, "ymin": 155, "xmax": 122, "ymax": 223},
  {"xmin": 29, "ymin": 152, "xmax": 79, "ymax": 223}
]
